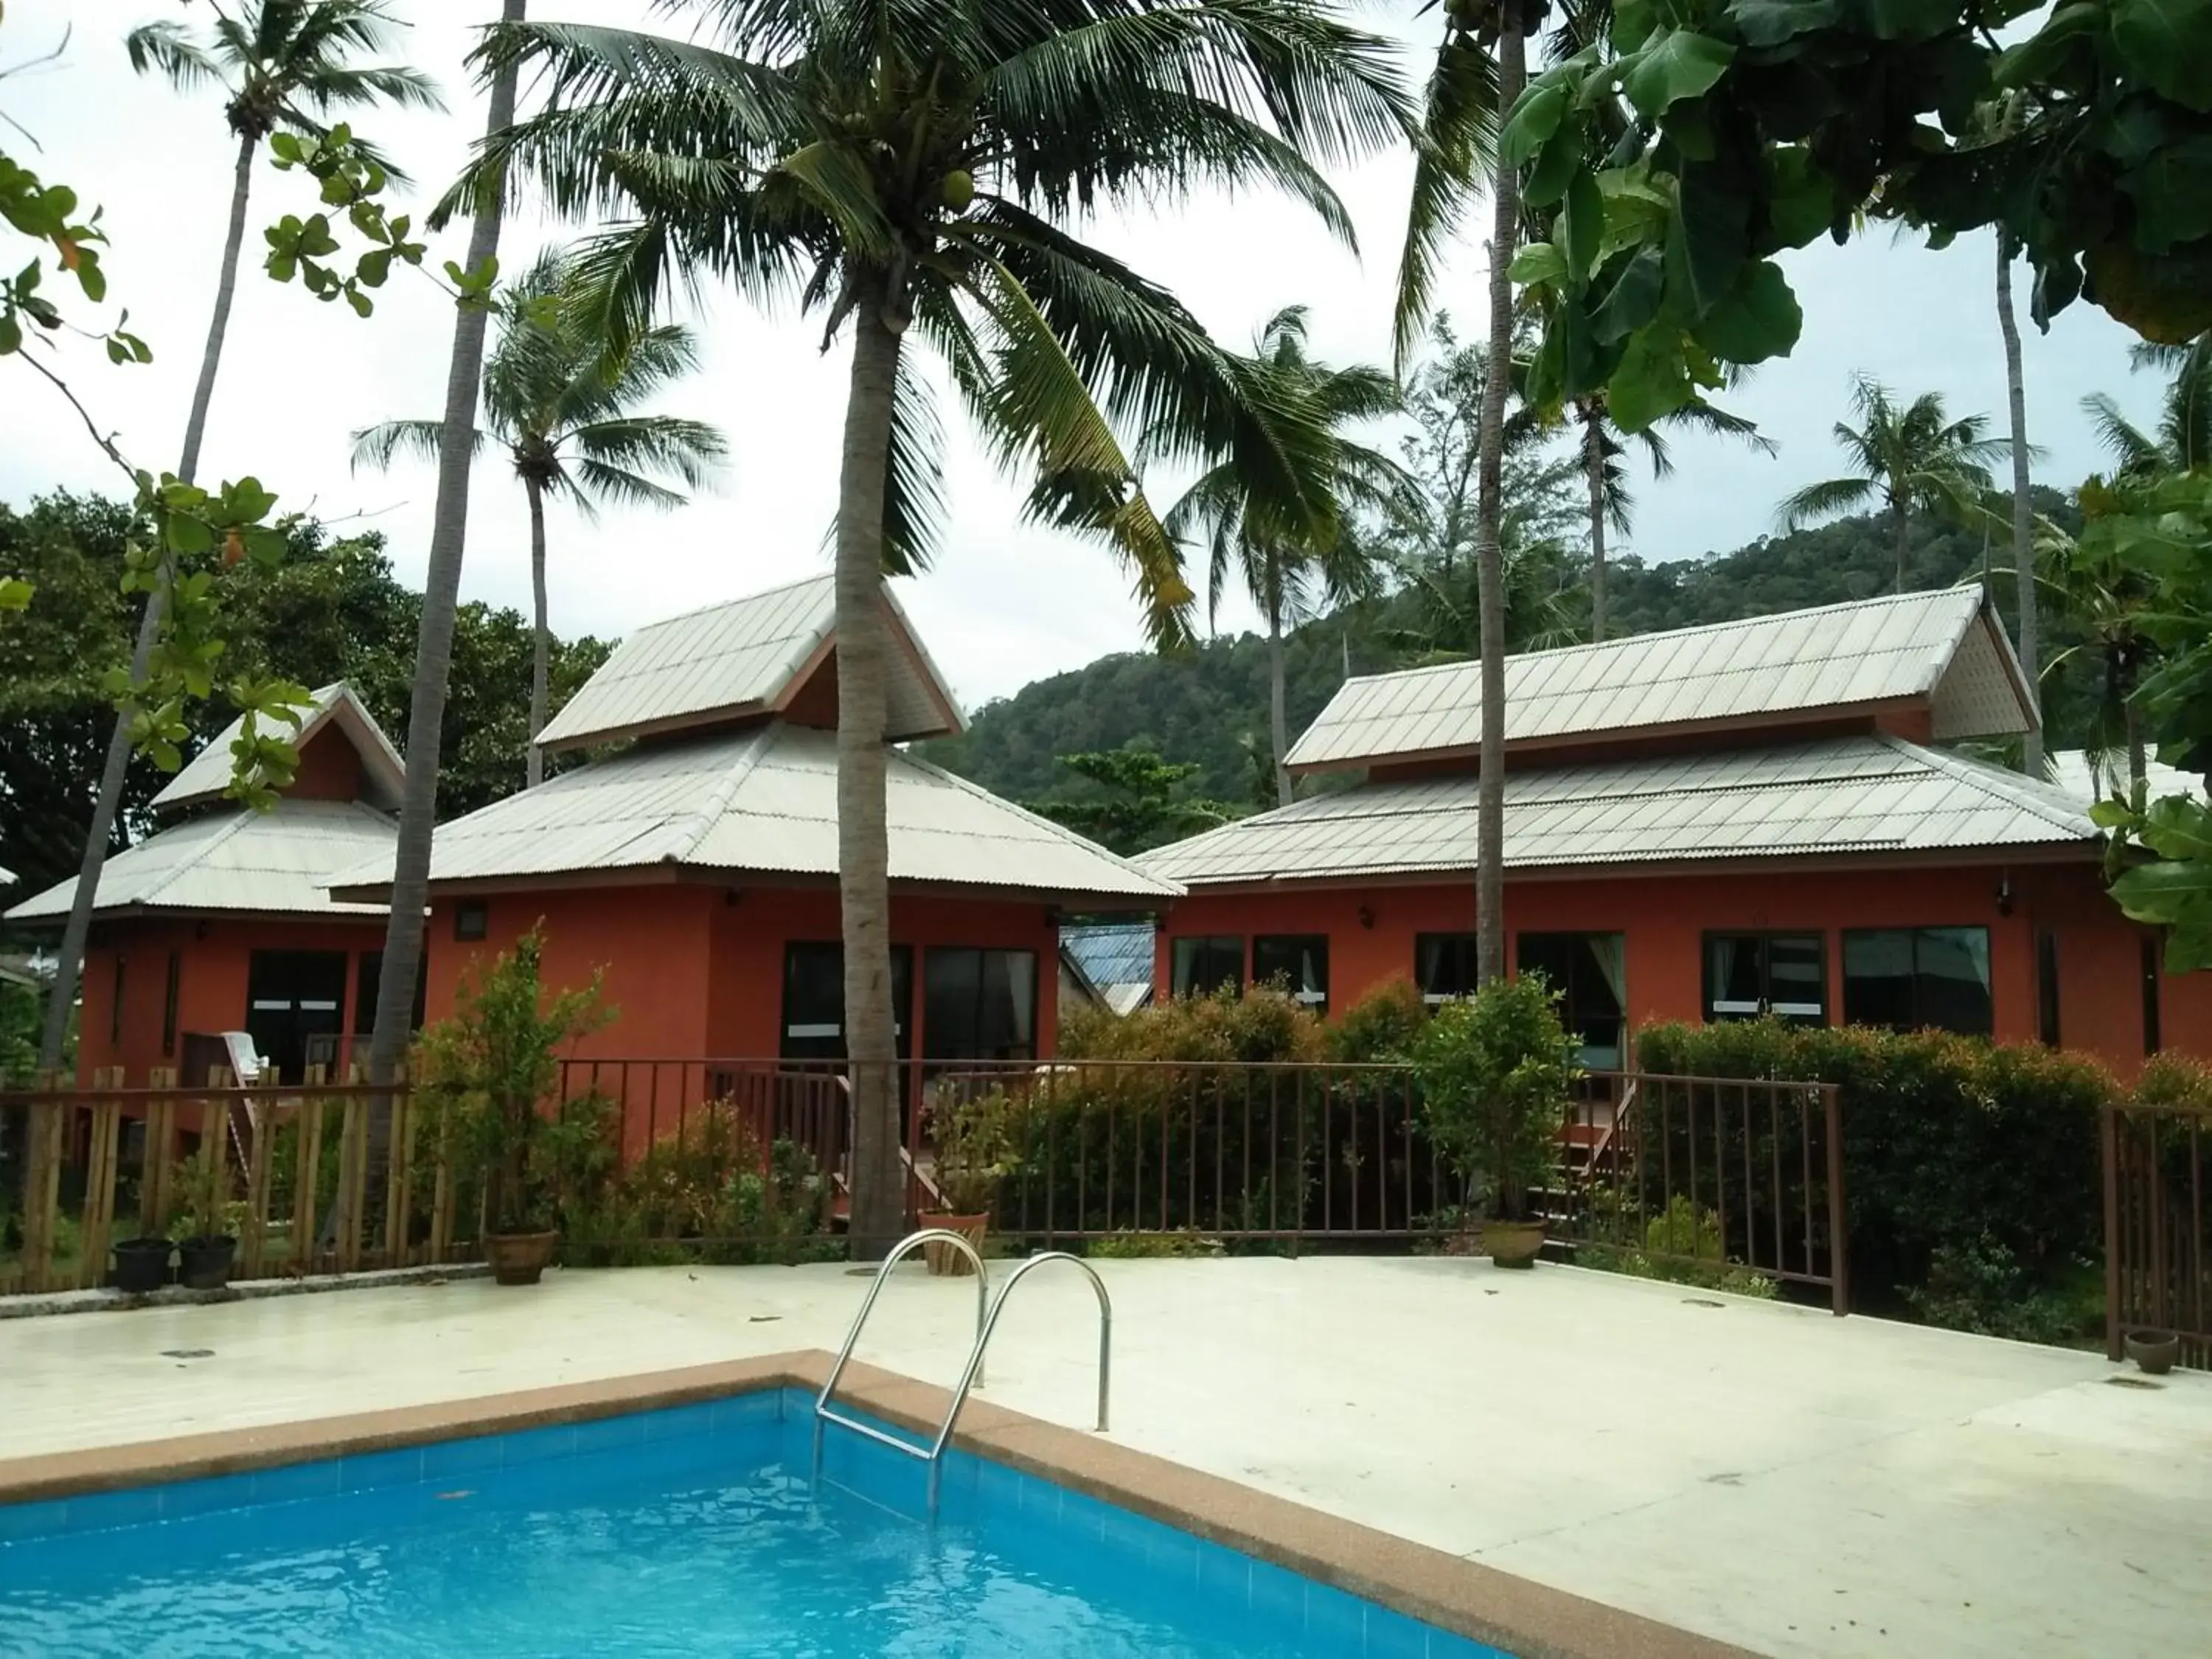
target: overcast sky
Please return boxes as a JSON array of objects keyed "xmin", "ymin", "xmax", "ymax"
[{"xmin": 2, "ymin": 0, "xmax": 2167, "ymax": 712}]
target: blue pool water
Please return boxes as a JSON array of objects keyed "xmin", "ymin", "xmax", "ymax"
[{"xmin": 0, "ymin": 1389, "xmax": 1513, "ymax": 1658}]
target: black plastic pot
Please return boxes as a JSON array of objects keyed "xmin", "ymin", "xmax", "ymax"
[
  {"xmin": 175, "ymin": 1235, "xmax": 237, "ymax": 1291},
  {"xmin": 111, "ymin": 1237, "xmax": 174, "ymax": 1294}
]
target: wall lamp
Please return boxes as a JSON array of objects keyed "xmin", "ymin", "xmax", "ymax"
[{"xmin": 1357, "ymin": 905, "xmax": 1376, "ymax": 931}]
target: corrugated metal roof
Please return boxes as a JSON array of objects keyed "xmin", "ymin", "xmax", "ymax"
[
  {"xmin": 1140, "ymin": 735, "xmax": 2097, "ymax": 888},
  {"xmin": 1286, "ymin": 588, "xmax": 2031, "ymax": 773},
  {"xmin": 1061, "ymin": 922, "xmax": 1157, "ymax": 992},
  {"xmin": 535, "ymin": 574, "xmax": 964, "ymax": 754},
  {"xmin": 2048, "ymin": 750, "xmax": 2201, "ymax": 807},
  {"xmin": 4, "ymin": 800, "xmax": 395, "ymax": 923},
  {"xmin": 333, "ymin": 723, "xmax": 1178, "ymax": 902},
  {"xmin": 153, "ymin": 682, "xmax": 406, "ymax": 813}
]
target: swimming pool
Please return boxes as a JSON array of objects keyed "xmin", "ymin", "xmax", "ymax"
[{"xmin": 0, "ymin": 1388, "xmax": 1515, "ymax": 1658}]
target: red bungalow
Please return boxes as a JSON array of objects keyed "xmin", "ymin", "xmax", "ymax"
[
  {"xmin": 1138, "ymin": 589, "xmax": 2211, "ymax": 1077},
  {"xmin": 6, "ymin": 684, "xmax": 407, "ymax": 1085},
  {"xmin": 332, "ymin": 576, "xmax": 1176, "ymax": 1150}
]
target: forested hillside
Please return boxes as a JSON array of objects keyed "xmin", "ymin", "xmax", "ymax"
[{"xmin": 919, "ymin": 495, "xmax": 2088, "ymax": 810}]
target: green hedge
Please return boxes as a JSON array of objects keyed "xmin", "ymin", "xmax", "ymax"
[{"xmin": 1636, "ymin": 1020, "xmax": 2113, "ymax": 1335}]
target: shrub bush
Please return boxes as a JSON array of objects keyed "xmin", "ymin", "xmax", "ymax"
[
  {"xmin": 1324, "ymin": 978, "xmax": 1430, "ymax": 1064},
  {"xmin": 1635, "ymin": 1019, "xmax": 2112, "ymax": 1324},
  {"xmin": 1408, "ymin": 973, "xmax": 1578, "ymax": 1220}
]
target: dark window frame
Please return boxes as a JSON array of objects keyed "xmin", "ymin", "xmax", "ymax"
[
  {"xmin": 161, "ymin": 950, "xmax": 181, "ymax": 1057},
  {"xmin": 1252, "ymin": 933, "xmax": 1330, "ymax": 1015},
  {"xmin": 2037, "ymin": 930, "xmax": 2062, "ymax": 1048},
  {"xmin": 1701, "ymin": 931, "xmax": 1829, "ymax": 1027},
  {"xmin": 243, "ymin": 949, "xmax": 351, "ymax": 1082},
  {"xmin": 1517, "ymin": 931, "xmax": 1628, "ymax": 1069},
  {"xmin": 1841, "ymin": 925, "xmax": 1995, "ymax": 1038},
  {"xmin": 2142, "ymin": 936, "xmax": 2163, "ymax": 1055},
  {"xmin": 1415, "ymin": 933, "xmax": 1478, "ymax": 1005},
  {"xmin": 110, "ymin": 955, "xmax": 126, "ymax": 1046},
  {"xmin": 453, "ymin": 901, "xmax": 488, "ymax": 942},
  {"xmin": 778, "ymin": 941, "xmax": 915, "ymax": 1060},
  {"xmin": 921, "ymin": 946, "xmax": 1042, "ymax": 1065},
  {"xmin": 1169, "ymin": 936, "xmax": 1245, "ymax": 1000}
]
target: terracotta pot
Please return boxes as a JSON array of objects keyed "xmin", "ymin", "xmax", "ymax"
[
  {"xmin": 2125, "ymin": 1328, "xmax": 2180, "ymax": 1376},
  {"xmin": 1481, "ymin": 1220, "xmax": 1547, "ymax": 1269},
  {"xmin": 918, "ymin": 1213, "xmax": 988, "ymax": 1276},
  {"xmin": 484, "ymin": 1230, "xmax": 560, "ymax": 1287},
  {"xmin": 176, "ymin": 1235, "xmax": 237, "ymax": 1291}
]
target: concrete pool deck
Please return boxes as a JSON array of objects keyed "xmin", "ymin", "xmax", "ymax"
[{"xmin": 1, "ymin": 1256, "xmax": 2205, "ymax": 1658}]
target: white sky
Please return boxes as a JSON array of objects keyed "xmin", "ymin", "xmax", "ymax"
[{"xmin": 1, "ymin": 0, "xmax": 2166, "ymax": 711}]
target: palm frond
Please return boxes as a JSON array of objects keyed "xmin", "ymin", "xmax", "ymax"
[
  {"xmin": 571, "ymin": 416, "xmax": 726, "ymax": 490},
  {"xmin": 1779, "ymin": 475, "xmax": 1876, "ymax": 531},
  {"xmin": 290, "ymin": 62, "xmax": 444, "ymax": 116},
  {"xmin": 1394, "ymin": 32, "xmax": 1498, "ymax": 374},
  {"xmin": 349, "ymin": 418, "xmax": 473, "ymax": 474},
  {"xmin": 567, "ymin": 459, "xmax": 689, "ymax": 513},
  {"xmin": 881, "ymin": 358, "xmax": 948, "ymax": 577},
  {"xmin": 125, "ymin": 21, "xmax": 224, "ymax": 92}
]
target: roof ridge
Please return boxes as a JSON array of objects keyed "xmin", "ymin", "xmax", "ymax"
[
  {"xmin": 655, "ymin": 726, "xmax": 777, "ymax": 863},
  {"xmin": 615, "ymin": 571, "xmax": 834, "ymax": 636},
  {"xmin": 1321, "ymin": 584, "xmax": 1980, "ymax": 695},
  {"xmin": 1873, "ymin": 734, "xmax": 2098, "ymax": 838},
  {"xmin": 128, "ymin": 807, "xmax": 264, "ymax": 906},
  {"xmin": 896, "ymin": 747, "xmax": 1181, "ymax": 895}
]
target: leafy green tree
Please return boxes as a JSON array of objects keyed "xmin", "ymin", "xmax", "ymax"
[
  {"xmin": 354, "ymin": 247, "xmax": 726, "ymax": 786},
  {"xmin": 1024, "ymin": 745, "xmax": 1235, "ymax": 858},
  {"xmin": 462, "ymin": 0, "xmax": 1410, "ymax": 1252},
  {"xmin": 1161, "ymin": 306, "xmax": 1402, "ymax": 807},
  {"xmin": 1780, "ymin": 376, "xmax": 2005, "ymax": 594},
  {"xmin": 2084, "ymin": 336, "xmax": 2212, "ymax": 479}
]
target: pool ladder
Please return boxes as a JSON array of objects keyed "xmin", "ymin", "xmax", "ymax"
[{"xmin": 812, "ymin": 1228, "xmax": 1111, "ymax": 1510}]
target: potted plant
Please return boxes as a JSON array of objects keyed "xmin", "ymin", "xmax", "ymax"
[
  {"xmin": 111, "ymin": 1231, "xmax": 174, "ymax": 1295},
  {"xmin": 1410, "ymin": 973, "xmax": 1579, "ymax": 1268},
  {"xmin": 919, "ymin": 1085, "xmax": 1022, "ymax": 1276},
  {"xmin": 416, "ymin": 925, "xmax": 612, "ymax": 1287},
  {"xmin": 167, "ymin": 1138, "xmax": 240, "ymax": 1290}
]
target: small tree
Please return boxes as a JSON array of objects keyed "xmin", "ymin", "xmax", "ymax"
[
  {"xmin": 414, "ymin": 925, "xmax": 611, "ymax": 1236},
  {"xmin": 1409, "ymin": 973, "xmax": 1578, "ymax": 1222}
]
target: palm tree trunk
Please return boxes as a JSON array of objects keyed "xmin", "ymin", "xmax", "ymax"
[
  {"xmin": 2126, "ymin": 692, "xmax": 2148, "ymax": 815},
  {"xmin": 1472, "ymin": 25, "xmax": 1526, "ymax": 990},
  {"xmin": 1995, "ymin": 233, "xmax": 2042, "ymax": 774},
  {"xmin": 364, "ymin": 0, "xmax": 526, "ymax": 1091},
  {"xmin": 525, "ymin": 476, "xmax": 549, "ymax": 790},
  {"xmin": 1893, "ymin": 504, "xmax": 1910, "ymax": 594},
  {"xmin": 1267, "ymin": 598, "xmax": 1293, "ymax": 809},
  {"xmin": 838, "ymin": 296, "xmax": 905, "ymax": 1261},
  {"xmin": 35, "ymin": 130, "xmax": 260, "ymax": 1071},
  {"xmin": 1582, "ymin": 401, "xmax": 1607, "ymax": 643}
]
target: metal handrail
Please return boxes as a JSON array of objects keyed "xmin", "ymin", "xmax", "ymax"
[
  {"xmin": 922, "ymin": 1252, "xmax": 1110, "ymax": 1506},
  {"xmin": 813, "ymin": 1228, "xmax": 989, "ymax": 1473},
  {"xmin": 810, "ymin": 1237, "xmax": 1113, "ymax": 1514}
]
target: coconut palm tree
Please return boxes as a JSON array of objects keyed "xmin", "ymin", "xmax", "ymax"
[
  {"xmin": 38, "ymin": 3, "xmax": 440, "ymax": 1074},
  {"xmin": 2083, "ymin": 334, "xmax": 2212, "ymax": 479},
  {"xmin": 1571, "ymin": 389, "xmax": 1773, "ymax": 641},
  {"xmin": 1161, "ymin": 307, "xmax": 1405, "ymax": 807},
  {"xmin": 455, "ymin": 0, "xmax": 1411, "ymax": 1253},
  {"xmin": 1995, "ymin": 234, "xmax": 2042, "ymax": 775},
  {"xmin": 1780, "ymin": 375, "xmax": 2006, "ymax": 594},
  {"xmin": 352, "ymin": 249, "xmax": 726, "ymax": 787}
]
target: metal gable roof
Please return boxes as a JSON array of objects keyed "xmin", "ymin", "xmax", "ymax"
[
  {"xmin": 332, "ymin": 722, "xmax": 1178, "ymax": 903},
  {"xmin": 535, "ymin": 574, "xmax": 964, "ymax": 754},
  {"xmin": 153, "ymin": 682, "xmax": 406, "ymax": 813},
  {"xmin": 1061, "ymin": 922, "xmax": 1158, "ymax": 992},
  {"xmin": 1285, "ymin": 588, "xmax": 2032, "ymax": 773},
  {"xmin": 1138, "ymin": 735, "xmax": 2097, "ymax": 888},
  {"xmin": 4, "ymin": 799, "xmax": 396, "ymax": 924}
]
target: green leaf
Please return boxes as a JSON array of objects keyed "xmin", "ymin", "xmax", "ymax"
[
  {"xmin": 1765, "ymin": 149, "xmax": 1834, "ymax": 251},
  {"xmin": 1691, "ymin": 259, "xmax": 1802, "ymax": 364},
  {"xmin": 2109, "ymin": 0, "xmax": 2212, "ymax": 114},
  {"xmin": 1562, "ymin": 168, "xmax": 1604, "ymax": 282},
  {"xmin": 1591, "ymin": 247, "xmax": 1666, "ymax": 342},
  {"xmin": 345, "ymin": 284, "xmax": 373, "ymax": 319},
  {"xmin": 2112, "ymin": 858, "xmax": 2212, "ymax": 920},
  {"xmin": 2121, "ymin": 137, "xmax": 2212, "ymax": 252},
  {"xmin": 1509, "ymin": 241, "xmax": 1568, "ymax": 285},
  {"xmin": 164, "ymin": 513, "xmax": 214, "ymax": 556},
  {"xmin": 2140, "ymin": 793, "xmax": 2212, "ymax": 863},
  {"xmin": 0, "ymin": 575, "xmax": 32, "ymax": 612},
  {"xmin": 356, "ymin": 248, "xmax": 392, "ymax": 288},
  {"xmin": 1609, "ymin": 327, "xmax": 1694, "ymax": 432},
  {"xmin": 1725, "ymin": 0, "xmax": 1839, "ymax": 47},
  {"xmin": 1500, "ymin": 80, "xmax": 1569, "ymax": 170},
  {"xmin": 1622, "ymin": 31, "xmax": 1735, "ymax": 123},
  {"xmin": 1663, "ymin": 159, "xmax": 1750, "ymax": 322},
  {"xmin": 0, "ymin": 314, "xmax": 19, "ymax": 355},
  {"xmin": 1524, "ymin": 123, "xmax": 1582, "ymax": 210}
]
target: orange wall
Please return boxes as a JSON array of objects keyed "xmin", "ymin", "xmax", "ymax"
[
  {"xmin": 288, "ymin": 723, "xmax": 368, "ymax": 802},
  {"xmin": 75, "ymin": 914, "xmax": 386, "ymax": 1085},
  {"xmin": 1155, "ymin": 860, "xmax": 2207, "ymax": 1077}
]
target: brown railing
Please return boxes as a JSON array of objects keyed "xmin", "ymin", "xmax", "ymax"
[
  {"xmin": 0, "ymin": 1067, "xmax": 471, "ymax": 1296},
  {"xmin": 1560, "ymin": 1071, "xmax": 1848, "ymax": 1314},
  {"xmin": 2106, "ymin": 1099, "xmax": 2211, "ymax": 1370}
]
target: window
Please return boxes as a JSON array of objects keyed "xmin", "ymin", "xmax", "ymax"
[
  {"xmin": 243, "ymin": 950, "xmax": 349, "ymax": 1082},
  {"xmin": 923, "ymin": 948, "xmax": 1039, "ymax": 1063},
  {"xmin": 110, "ymin": 956, "xmax": 126, "ymax": 1046},
  {"xmin": 453, "ymin": 901, "xmax": 488, "ymax": 942},
  {"xmin": 1253, "ymin": 935, "xmax": 1329, "ymax": 1014},
  {"xmin": 1517, "ymin": 932, "xmax": 1627, "ymax": 1068},
  {"xmin": 1170, "ymin": 936, "xmax": 1243, "ymax": 999},
  {"xmin": 779, "ymin": 942, "xmax": 913, "ymax": 1061},
  {"xmin": 1704, "ymin": 933, "xmax": 1826, "ymax": 1026},
  {"xmin": 161, "ymin": 950, "xmax": 181, "ymax": 1057},
  {"xmin": 353, "ymin": 952, "xmax": 429, "ymax": 1041},
  {"xmin": 1842, "ymin": 928, "xmax": 1992, "ymax": 1037},
  {"xmin": 2142, "ymin": 937, "xmax": 2163, "ymax": 1055},
  {"xmin": 1415, "ymin": 933, "xmax": 1476, "ymax": 1004},
  {"xmin": 2037, "ymin": 931, "xmax": 2061, "ymax": 1047}
]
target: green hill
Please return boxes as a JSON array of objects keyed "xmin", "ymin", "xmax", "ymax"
[{"xmin": 919, "ymin": 498, "xmax": 2091, "ymax": 810}]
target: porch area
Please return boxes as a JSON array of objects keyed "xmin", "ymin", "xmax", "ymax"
[{"xmin": 1, "ymin": 1256, "xmax": 2204, "ymax": 1659}]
